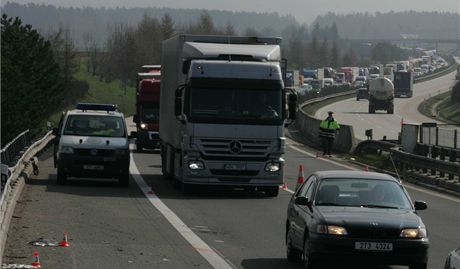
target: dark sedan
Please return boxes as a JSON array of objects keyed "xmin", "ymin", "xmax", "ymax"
[{"xmin": 286, "ymin": 170, "xmax": 429, "ymax": 269}]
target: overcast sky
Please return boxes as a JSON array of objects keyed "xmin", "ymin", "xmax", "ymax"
[{"xmin": 6, "ymin": 0, "xmax": 460, "ymax": 23}]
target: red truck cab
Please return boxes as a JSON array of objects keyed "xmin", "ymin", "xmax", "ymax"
[{"xmin": 134, "ymin": 67, "xmax": 161, "ymax": 152}]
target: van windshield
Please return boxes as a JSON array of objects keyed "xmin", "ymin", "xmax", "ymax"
[{"xmin": 63, "ymin": 115, "xmax": 126, "ymax": 137}]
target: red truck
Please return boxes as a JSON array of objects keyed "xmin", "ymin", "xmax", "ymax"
[{"xmin": 134, "ymin": 66, "xmax": 161, "ymax": 152}]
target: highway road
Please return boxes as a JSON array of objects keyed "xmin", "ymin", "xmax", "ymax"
[
  {"xmin": 316, "ymin": 70, "xmax": 457, "ymax": 140},
  {"xmin": 2, "ymin": 137, "xmax": 459, "ymax": 268}
]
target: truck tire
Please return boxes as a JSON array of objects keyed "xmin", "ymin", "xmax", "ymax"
[
  {"xmin": 387, "ymin": 104, "xmax": 394, "ymax": 114},
  {"xmin": 56, "ymin": 166, "xmax": 67, "ymax": 185},
  {"xmin": 369, "ymin": 106, "xmax": 375, "ymax": 114},
  {"xmin": 161, "ymin": 145, "xmax": 173, "ymax": 180},
  {"xmin": 356, "ymin": 97, "xmax": 360, "ymax": 101},
  {"xmin": 264, "ymin": 186, "xmax": 279, "ymax": 197}
]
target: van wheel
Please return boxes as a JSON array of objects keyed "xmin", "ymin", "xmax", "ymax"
[
  {"xmin": 57, "ymin": 166, "xmax": 67, "ymax": 185},
  {"xmin": 118, "ymin": 170, "xmax": 130, "ymax": 187}
]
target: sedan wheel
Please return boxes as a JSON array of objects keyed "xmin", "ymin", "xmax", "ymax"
[
  {"xmin": 286, "ymin": 228, "xmax": 302, "ymax": 262},
  {"xmin": 303, "ymin": 237, "xmax": 315, "ymax": 269}
]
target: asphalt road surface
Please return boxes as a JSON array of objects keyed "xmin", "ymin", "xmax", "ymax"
[
  {"xmin": 3, "ymin": 138, "xmax": 459, "ymax": 269},
  {"xmin": 316, "ymin": 70, "xmax": 457, "ymax": 140}
]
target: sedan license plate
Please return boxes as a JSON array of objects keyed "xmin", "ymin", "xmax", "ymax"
[
  {"xmin": 83, "ymin": 165, "xmax": 104, "ymax": 171},
  {"xmin": 224, "ymin": 164, "xmax": 246, "ymax": 170},
  {"xmin": 355, "ymin": 242, "xmax": 393, "ymax": 251}
]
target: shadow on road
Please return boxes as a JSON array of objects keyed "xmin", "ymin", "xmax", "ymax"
[{"xmin": 241, "ymin": 258, "xmax": 393, "ymax": 269}]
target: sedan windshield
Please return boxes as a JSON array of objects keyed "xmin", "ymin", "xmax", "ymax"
[
  {"xmin": 315, "ymin": 178, "xmax": 412, "ymax": 209},
  {"xmin": 187, "ymin": 87, "xmax": 282, "ymax": 125},
  {"xmin": 63, "ymin": 115, "xmax": 125, "ymax": 137}
]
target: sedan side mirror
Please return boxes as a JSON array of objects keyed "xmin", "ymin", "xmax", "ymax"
[
  {"xmin": 414, "ymin": 201, "xmax": 427, "ymax": 210},
  {"xmin": 294, "ymin": 196, "xmax": 310, "ymax": 206}
]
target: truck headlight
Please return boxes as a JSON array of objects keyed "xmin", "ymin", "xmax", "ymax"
[
  {"xmin": 61, "ymin": 146, "xmax": 74, "ymax": 154},
  {"xmin": 400, "ymin": 228, "xmax": 427, "ymax": 238},
  {"xmin": 188, "ymin": 160, "xmax": 204, "ymax": 170},
  {"xmin": 140, "ymin": 123, "xmax": 147, "ymax": 130},
  {"xmin": 317, "ymin": 225, "xmax": 348, "ymax": 236},
  {"xmin": 265, "ymin": 162, "xmax": 280, "ymax": 172}
]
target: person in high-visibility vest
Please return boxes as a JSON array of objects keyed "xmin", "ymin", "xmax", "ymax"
[{"xmin": 319, "ymin": 111, "xmax": 340, "ymax": 157}]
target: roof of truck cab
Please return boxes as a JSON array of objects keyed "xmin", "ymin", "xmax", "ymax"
[
  {"xmin": 183, "ymin": 42, "xmax": 281, "ymax": 61},
  {"xmin": 189, "ymin": 60, "xmax": 282, "ymax": 80}
]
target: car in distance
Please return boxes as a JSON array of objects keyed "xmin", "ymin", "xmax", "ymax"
[
  {"xmin": 53, "ymin": 103, "xmax": 133, "ymax": 186},
  {"xmin": 444, "ymin": 245, "xmax": 460, "ymax": 269},
  {"xmin": 356, "ymin": 87, "xmax": 369, "ymax": 101},
  {"xmin": 286, "ymin": 170, "xmax": 429, "ymax": 269}
]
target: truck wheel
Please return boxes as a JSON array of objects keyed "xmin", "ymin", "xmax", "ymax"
[
  {"xmin": 387, "ymin": 109, "xmax": 394, "ymax": 114},
  {"xmin": 369, "ymin": 106, "xmax": 375, "ymax": 114},
  {"xmin": 264, "ymin": 186, "xmax": 279, "ymax": 197},
  {"xmin": 118, "ymin": 170, "xmax": 130, "ymax": 187},
  {"xmin": 356, "ymin": 97, "xmax": 360, "ymax": 101},
  {"xmin": 136, "ymin": 140, "xmax": 143, "ymax": 153},
  {"xmin": 161, "ymin": 145, "xmax": 172, "ymax": 180},
  {"xmin": 56, "ymin": 166, "xmax": 67, "ymax": 185}
]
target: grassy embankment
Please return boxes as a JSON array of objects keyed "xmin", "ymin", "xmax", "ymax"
[
  {"xmin": 419, "ymin": 91, "xmax": 460, "ymax": 124},
  {"xmin": 47, "ymin": 58, "xmax": 136, "ymax": 126}
]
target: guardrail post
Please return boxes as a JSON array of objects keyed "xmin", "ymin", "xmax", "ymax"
[
  {"xmin": 455, "ymin": 130, "xmax": 458, "ymax": 149},
  {"xmin": 435, "ymin": 127, "xmax": 439, "ymax": 146},
  {"xmin": 440, "ymin": 149, "xmax": 446, "ymax": 178}
]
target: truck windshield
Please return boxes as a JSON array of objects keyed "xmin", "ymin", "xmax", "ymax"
[
  {"xmin": 63, "ymin": 115, "xmax": 125, "ymax": 137},
  {"xmin": 187, "ymin": 87, "xmax": 282, "ymax": 125},
  {"xmin": 141, "ymin": 103, "xmax": 159, "ymax": 123}
]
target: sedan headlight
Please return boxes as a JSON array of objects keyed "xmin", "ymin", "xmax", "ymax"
[
  {"xmin": 140, "ymin": 123, "xmax": 147, "ymax": 130},
  {"xmin": 61, "ymin": 146, "xmax": 74, "ymax": 154},
  {"xmin": 265, "ymin": 162, "xmax": 280, "ymax": 172},
  {"xmin": 400, "ymin": 227, "xmax": 427, "ymax": 238},
  {"xmin": 188, "ymin": 160, "xmax": 204, "ymax": 170},
  {"xmin": 317, "ymin": 225, "xmax": 348, "ymax": 236}
]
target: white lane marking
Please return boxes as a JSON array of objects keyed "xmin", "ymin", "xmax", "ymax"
[
  {"xmin": 287, "ymin": 145, "xmax": 460, "ymax": 203},
  {"xmin": 130, "ymin": 154, "xmax": 235, "ymax": 269}
]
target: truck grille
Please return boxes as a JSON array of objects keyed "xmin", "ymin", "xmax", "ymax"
[
  {"xmin": 210, "ymin": 169, "xmax": 259, "ymax": 176},
  {"xmin": 196, "ymin": 138, "xmax": 273, "ymax": 159}
]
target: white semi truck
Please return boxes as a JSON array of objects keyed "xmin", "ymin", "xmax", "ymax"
[
  {"xmin": 368, "ymin": 77, "xmax": 394, "ymax": 114},
  {"xmin": 159, "ymin": 35, "xmax": 297, "ymax": 196}
]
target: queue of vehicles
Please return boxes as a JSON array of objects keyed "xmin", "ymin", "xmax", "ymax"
[{"xmin": 48, "ymin": 34, "xmax": 457, "ymax": 268}]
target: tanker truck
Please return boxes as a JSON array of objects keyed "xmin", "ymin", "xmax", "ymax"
[
  {"xmin": 368, "ymin": 77, "xmax": 394, "ymax": 114},
  {"xmin": 160, "ymin": 34, "xmax": 297, "ymax": 196}
]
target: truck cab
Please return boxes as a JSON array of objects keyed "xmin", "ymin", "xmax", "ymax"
[
  {"xmin": 134, "ymin": 69, "xmax": 161, "ymax": 152},
  {"xmin": 160, "ymin": 35, "xmax": 297, "ymax": 196}
]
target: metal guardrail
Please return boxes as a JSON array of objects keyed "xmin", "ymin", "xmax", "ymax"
[
  {"xmin": 0, "ymin": 130, "xmax": 31, "ymax": 167},
  {"xmin": 0, "ymin": 131, "xmax": 52, "ymax": 208}
]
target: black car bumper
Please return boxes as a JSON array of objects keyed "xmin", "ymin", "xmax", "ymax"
[
  {"xmin": 59, "ymin": 152, "xmax": 129, "ymax": 178},
  {"xmin": 309, "ymin": 233, "xmax": 429, "ymax": 266}
]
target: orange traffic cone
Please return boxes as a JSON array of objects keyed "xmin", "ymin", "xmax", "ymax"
[
  {"xmin": 59, "ymin": 233, "xmax": 70, "ymax": 247},
  {"xmin": 295, "ymin": 165, "xmax": 305, "ymax": 190},
  {"xmin": 400, "ymin": 118, "xmax": 404, "ymax": 125},
  {"xmin": 31, "ymin": 251, "xmax": 41, "ymax": 268},
  {"xmin": 280, "ymin": 179, "xmax": 288, "ymax": 190},
  {"xmin": 364, "ymin": 165, "xmax": 369, "ymax": 171}
]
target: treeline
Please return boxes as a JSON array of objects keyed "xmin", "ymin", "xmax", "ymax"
[
  {"xmin": 2, "ymin": 2, "xmax": 297, "ymax": 47},
  {"xmin": 315, "ymin": 11, "xmax": 460, "ymax": 39},
  {"xmin": 1, "ymin": 14, "xmax": 82, "ymax": 145}
]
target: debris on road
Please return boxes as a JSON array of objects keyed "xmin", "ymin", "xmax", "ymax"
[{"xmin": 28, "ymin": 237, "xmax": 58, "ymax": 247}]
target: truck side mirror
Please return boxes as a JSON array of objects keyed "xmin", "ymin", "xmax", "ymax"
[
  {"xmin": 175, "ymin": 86, "xmax": 185, "ymax": 118},
  {"xmin": 133, "ymin": 115, "xmax": 139, "ymax": 124}
]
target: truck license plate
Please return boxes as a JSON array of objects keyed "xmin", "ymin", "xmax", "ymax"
[
  {"xmin": 355, "ymin": 242, "xmax": 393, "ymax": 251},
  {"xmin": 224, "ymin": 164, "xmax": 246, "ymax": 170},
  {"xmin": 83, "ymin": 165, "xmax": 104, "ymax": 170}
]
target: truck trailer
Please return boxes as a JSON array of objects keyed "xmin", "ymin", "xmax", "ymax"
[
  {"xmin": 368, "ymin": 77, "xmax": 394, "ymax": 114},
  {"xmin": 393, "ymin": 71, "xmax": 413, "ymax": 97},
  {"xmin": 159, "ymin": 35, "xmax": 296, "ymax": 196}
]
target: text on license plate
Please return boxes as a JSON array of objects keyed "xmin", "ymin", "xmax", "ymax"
[
  {"xmin": 224, "ymin": 164, "xmax": 246, "ymax": 170},
  {"xmin": 83, "ymin": 165, "xmax": 104, "ymax": 170},
  {"xmin": 355, "ymin": 242, "xmax": 393, "ymax": 251}
]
